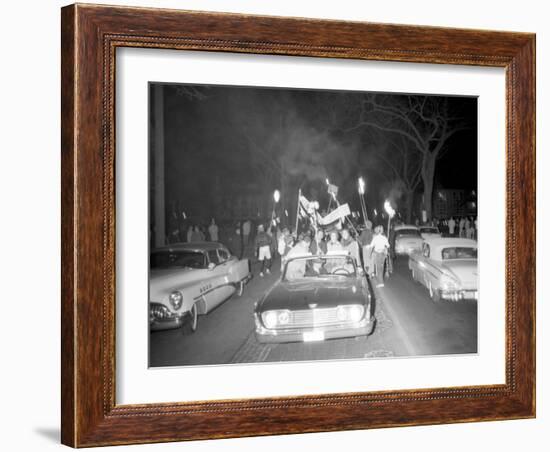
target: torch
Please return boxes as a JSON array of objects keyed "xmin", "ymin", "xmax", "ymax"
[
  {"xmin": 272, "ymin": 190, "xmax": 280, "ymax": 228},
  {"xmin": 358, "ymin": 177, "xmax": 368, "ymax": 227},
  {"xmin": 384, "ymin": 200, "xmax": 396, "ymax": 275},
  {"xmin": 384, "ymin": 200, "xmax": 396, "ymax": 234}
]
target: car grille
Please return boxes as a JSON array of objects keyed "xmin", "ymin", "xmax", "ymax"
[
  {"xmin": 289, "ymin": 308, "xmax": 339, "ymax": 327},
  {"xmin": 150, "ymin": 303, "xmax": 174, "ymax": 320}
]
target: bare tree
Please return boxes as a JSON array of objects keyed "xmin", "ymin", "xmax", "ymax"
[
  {"xmin": 371, "ymin": 135, "xmax": 422, "ymax": 222},
  {"xmin": 344, "ymin": 94, "xmax": 468, "ymax": 220}
]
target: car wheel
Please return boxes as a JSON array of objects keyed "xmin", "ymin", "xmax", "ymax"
[
  {"xmin": 187, "ymin": 303, "xmax": 198, "ymax": 333},
  {"xmin": 429, "ymin": 282, "xmax": 441, "ymax": 302}
]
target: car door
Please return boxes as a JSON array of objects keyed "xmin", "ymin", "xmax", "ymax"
[
  {"xmin": 424, "ymin": 244, "xmax": 443, "ymax": 290},
  {"xmin": 202, "ymin": 248, "xmax": 234, "ymax": 312},
  {"xmin": 420, "ymin": 243, "xmax": 431, "ymax": 288}
]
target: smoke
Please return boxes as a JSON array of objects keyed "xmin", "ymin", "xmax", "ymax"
[
  {"xmin": 280, "ymin": 123, "xmax": 359, "ymax": 184},
  {"xmin": 381, "ymin": 179, "xmax": 405, "ymax": 206},
  {"xmin": 224, "ymin": 87, "xmax": 363, "ymax": 198}
]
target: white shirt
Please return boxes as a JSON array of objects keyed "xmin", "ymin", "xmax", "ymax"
[
  {"xmin": 370, "ymin": 234, "xmax": 389, "ymax": 253},
  {"xmin": 448, "ymin": 218, "xmax": 456, "ymax": 233},
  {"xmin": 208, "ymin": 224, "xmax": 219, "ymax": 242}
]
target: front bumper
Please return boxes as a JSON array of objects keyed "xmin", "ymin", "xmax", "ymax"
[
  {"xmin": 440, "ymin": 289, "xmax": 478, "ymax": 301},
  {"xmin": 150, "ymin": 310, "xmax": 186, "ymax": 331},
  {"xmin": 254, "ymin": 316, "xmax": 374, "ymax": 344}
]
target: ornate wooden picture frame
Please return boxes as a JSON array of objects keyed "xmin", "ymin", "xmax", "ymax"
[{"xmin": 61, "ymin": 3, "xmax": 535, "ymax": 447}]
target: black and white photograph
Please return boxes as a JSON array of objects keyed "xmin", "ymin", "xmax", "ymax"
[{"xmin": 148, "ymin": 82, "xmax": 478, "ymax": 368}]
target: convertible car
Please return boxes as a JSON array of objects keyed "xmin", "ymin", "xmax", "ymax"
[
  {"xmin": 393, "ymin": 224, "xmax": 423, "ymax": 256},
  {"xmin": 408, "ymin": 237, "xmax": 478, "ymax": 302},
  {"xmin": 149, "ymin": 242, "xmax": 251, "ymax": 332},
  {"xmin": 254, "ymin": 252, "xmax": 374, "ymax": 343}
]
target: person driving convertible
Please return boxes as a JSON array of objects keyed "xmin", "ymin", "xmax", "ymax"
[{"xmin": 284, "ymin": 253, "xmax": 356, "ymax": 282}]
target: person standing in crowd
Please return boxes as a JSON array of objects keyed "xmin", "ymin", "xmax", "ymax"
[
  {"xmin": 464, "ymin": 216, "xmax": 471, "ymax": 238},
  {"xmin": 186, "ymin": 224, "xmax": 194, "ymax": 243},
  {"xmin": 284, "ymin": 237, "xmax": 311, "ymax": 280},
  {"xmin": 229, "ymin": 225, "xmax": 242, "ymax": 259},
  {"xmin": 255, "ymin": 224, "xmax": 272, "ymax": 277},
  {"xmin": 448, "ymin": 216, "xmax": 456, "ymax": 236},
  {"xmin": 459, "ymin": 217, "xmax": 466, "ymax": 237},
  {"xmin": 340, "ymin": 228, "xmax": 361, "ymax": 271},
  {"xmin": 359, "ymin": 221, "xmax": 374, "ymax": 275},
  {"xmin": 310, "ymin": 228, "xmax": 327, "ymax": 255},
  {"xmin": 327, "ymin": 230, "xmax": 343, "ymax": 252},
  {"xmin": 275, "ymin": 226, "xmax": 284, "ymax": 258},
  {"xmin": 278, "ymin": 227, "xmax": 291, "ymax": 270},
  {"xmin": 370, "ymin": 225, "xmax": 390, "ymax": 288},
  {"xmin": 324, "ymin": 230, "xmax": 344, "ymax": 273},
  {"xmin": 267, "ymin": 225, "xmax": 277, "ymax": 260},
  {"xmin": 466, "ymin": 216, "xmax": 475, "ymax": 239},
  {"xmin": 208, "ymin": 218, "xmax": 219, "ymax": 242},
  {"xmin": 474, "ymin": 216, "xmax": 478, "ymax": 240},
  {"xmin": 190, "ymin": 225, "xmax": 204, "ymax": 242},
  {"xmin": 242, "ymin": 219, "xmax": 251, "ymax": 245}
]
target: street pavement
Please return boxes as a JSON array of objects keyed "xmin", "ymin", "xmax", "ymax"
[{"xmin": 149, "ymin": 255, "xmax": 477, "ymax": 367}]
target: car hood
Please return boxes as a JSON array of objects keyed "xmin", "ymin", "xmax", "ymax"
[
  {"xmin": 442, "ymin": 259, "xmax": 478, "ymax": 285},
  {"xmin": 149, "ymin": 267, "xmax": 203, "ymax": 301},
  {"xmin": 258, "ymin": 279, "xmax": 365, "ymax": 311}
]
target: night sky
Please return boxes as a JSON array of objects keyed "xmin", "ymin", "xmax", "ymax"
[{"xmin": 150, "ymin": 83, "xmax": 477, "ymax": 223}]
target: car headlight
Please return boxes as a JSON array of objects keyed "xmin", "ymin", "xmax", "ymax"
[
  {"xmin": 169, "ymin": 291, "xmax": 183, "ymax": 310},
  {"xmin": 336, "ymin": 305, "xmax": 364, "ymax": 322},
  {"xmin": 440, "ymin": 275, "xmax": 460, "ymax": 291},
  {"xmin": 262, "ymin": 310, "xmax": 290, "ymax": 328}
]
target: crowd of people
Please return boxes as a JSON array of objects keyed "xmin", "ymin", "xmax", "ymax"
[
  {"xmin": 163, "ymin": 209, "xmax": 477, "ymax": 288},
  {"xmin": 424, "ymin": 215, "xmax": 478, "ymax": 239},
  {"xmin": 250, "ymin": 220, "xmax": 391, "ymax": 288}
]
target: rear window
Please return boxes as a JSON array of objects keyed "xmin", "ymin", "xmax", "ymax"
[
  {"xmin": 420, "ymin": 228, "xmax": 438, "ymax": 234},
  {"xmin": 395, "ymin": 229, "xmax": 421, "ymax": 238},
  {"xmin": 441, "ymin": 247, "xmax": 477, "ymax": 260},
  {"xmin": 150, "ymin": 251, "xmax": 206, "ymax": 269}
]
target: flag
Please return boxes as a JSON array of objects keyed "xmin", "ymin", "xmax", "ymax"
[
  {"xmin": 327, "ymin": 183, "xmax": 339, "ymax": 196},
  {"xmin": 319, "ymin": 203, "xmax": 351, "ymax": 225}
]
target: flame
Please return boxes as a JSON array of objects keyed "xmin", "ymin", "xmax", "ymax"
[
  {"xmin": 358, "ymin": 177, "xmax": 365, "ymax": 195},
  {"xmin": 325, "ymin": 178, "xmax": 330, "ymax": 185},
  {"xmin": 384, "ymin": 200, "xmax": 396, "ymax": 218},
  {"xmin": 374, "ymin": 209, "xmax": 378, "ymax": 216},
  {"xmin": 284, "ymin": 209, "xmax": 289, "ymax": 217},
  {"xmin": 273, "ymin": 190, "xmax": 280, "ymax": 203}
]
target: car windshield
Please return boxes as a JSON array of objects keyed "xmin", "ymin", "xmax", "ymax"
[
  {"xmin": 441, "ymin": 247, "xmax": 477, "ymax": 260},
  {"xmin": 395, "ymin": 229, "xmax": 421, "ymax": 238},
  {"xmin": 151, "ymin": 250, "xmax": 206, "ymax": 269},
  {"xmin": 420, "ymin": 227, "xmax": 438, "ymax": 234},
  {"xmin": 283, "ymin": 255, "xmax": 356, "ymax": 282}
]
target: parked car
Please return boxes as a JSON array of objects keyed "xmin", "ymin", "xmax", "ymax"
[
  {"xmin": 254, "ymin": 252, "xmax": 374, "ymax": 343},
  {"xmin": 149, "ymin": 242, "xmax": 251, "ymax": 332},
  {"xmin": 408, "ymin": 237, "xmax": 478, "ymax": 302},
  {"xmin": 419, "ymin": 225, "xmax": 442, "ymax": 240},
  {"xmin": 392, "ymin": 224, "xmax": 423, "ymax": 256}
]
